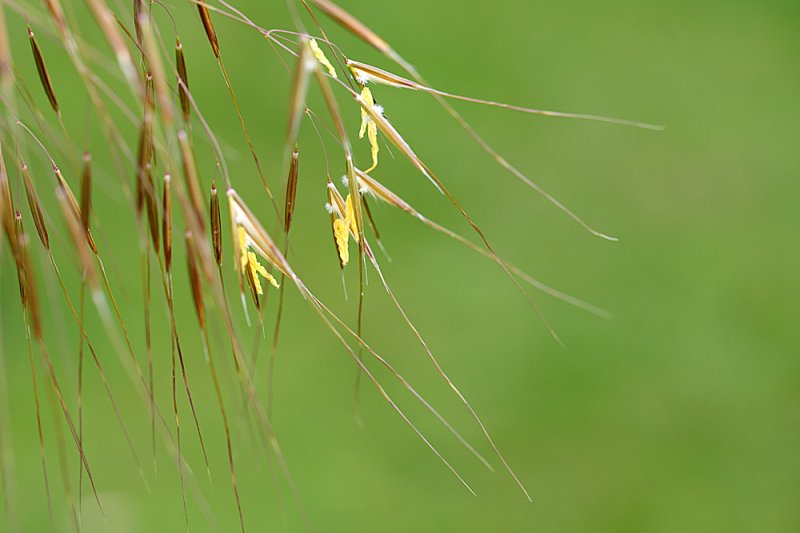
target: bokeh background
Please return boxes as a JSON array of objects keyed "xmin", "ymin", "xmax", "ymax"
[{"xmin": 0, "ymin": 0, "xmax": 798, "ymax": 531}]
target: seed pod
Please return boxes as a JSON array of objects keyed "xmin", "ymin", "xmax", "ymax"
[
  {"xmin": 162, "ymin": 173, "xmax": 172, "ymax": 274},
  {"xmin": 284, "ymin": 147, "xmax": 299, "ymax": 232},
  {"xmin": 175, "ymin": 38, "xmax": 190, "ymax": 122},
  {"xmin": 196, "ymin": 3, "xmax": 219, "ymax": 58},
  {"xmin": 20, "ymin": 161, "xmax": 49, "ymax": 250},
  {"xmin": 27, "ymin": 23, "xmax": 59, "ymax": 113},
  {"xmin": 210, "ymin": 183, "xmax": 222, "ymax": 266},
  {"xmin": 185, "ymin": 231, "xmax": 205, "ymax": 328}
]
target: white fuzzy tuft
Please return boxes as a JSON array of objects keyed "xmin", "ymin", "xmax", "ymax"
[
  {"xmin": 373, "ymin": 104, "xmax": 384, "ymax": 116},
  {"xmin": 341, "ymin": 175, "xmax": 349, "ymax": 187},
  {"xmin": 324, "ymin": 202, "xmax": 334, "ymax": 214}
]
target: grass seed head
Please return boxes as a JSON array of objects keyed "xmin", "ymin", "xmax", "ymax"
[
  {"xmin": 14, "ymin": 213, "xmax": 42, "ymax": 339},
  {"xmin": 80, "ymin": 152, "xmax": 92, "ymax": 233},
  {"xmin": 20, "ymin": 161, "xmax": 49, "ymax": 250},
  {"xmin": 197, "ymin": 2, "xmax": 220, "ymax": 58},
  {"xmin": 210, "ymin": 183, "xmax": 222, "ymax": 266},
  {"xmin": 27, "ymin": 23, "xmax": 59, "ymax": 114},
  {"xmin": 227, "ymin": 189, "xmax": 290, "ymax": 291},
  {"xmin": 176, "ymin": 38, "xmax": 191, "ymax": 122},
  {"xmin": 162, "ymin": 173, "xmax": 173, "ymax": 273},
  {"xmin": 284, "ymin": 147, "xmax": 299, "ymax": 232}
]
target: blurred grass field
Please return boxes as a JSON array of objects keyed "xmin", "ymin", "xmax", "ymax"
[{"xmin": 0, "ymin": 0, "xmax": 798, "ymax": 531}]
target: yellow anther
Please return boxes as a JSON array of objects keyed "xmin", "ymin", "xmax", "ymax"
[{"xmin": 309, "ymin": 39, "xmax": 337, "ymax": 78}]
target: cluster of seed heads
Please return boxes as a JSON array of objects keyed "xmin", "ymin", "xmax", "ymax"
[{"xmin": 0, "ymin": 0, "xmax": 659, "ymax": 530}]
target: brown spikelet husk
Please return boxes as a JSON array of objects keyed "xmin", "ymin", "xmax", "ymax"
[
  {"xmin": 27, "ymin": 24, "xmax": 59, "ymax": 113},
  {"xmin": 196, "ymin": 3, "xmax": 220, "ymax": 58},
  {"xmin": 175, "ymin": 38, "xmax": 190, "ymax": 122},
  {"xmin": 13, "ymin": 213, "xmax": 27, "ymax": 305},
  {"xmin": 185, "ymin": 231, "xmax": 205, "ymax": 328},
  {"xmin": 284, "ymin": 147, "xmax": 299, "ymax": 232},
  {"xmin": 14, "ymin": 213, "xmax": 43, "ymax": 339},
  {"xmin": 162, "ymin": 174, "xmax": 172, "ymax": 273},
  {"xmin": 145, "ymin": 181, "xmax": 159, "ymax": 253},
  {"xmin": 80, "ymin": 152, "xmax": 91, "ymax": 232},
  {"xmin": 309, "ymin": 0, "xmax": 391, "ymax": 54},
  {"xmin": 178, "ymin": 130, "xmax": 205, "ymax": 231},
  {"xmin": 20, "ymin": 161, "xmax": 49, "ymax": 250},
  {"xmin": 210, "ymin": 183, "xmax": 222, "ymax": 266},
  {"xmin": 54, "ymin": 165, "xmax": 97, "ymax": 253}
]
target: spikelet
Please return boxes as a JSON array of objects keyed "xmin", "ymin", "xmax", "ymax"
[
  {"xmin": 284, "ymin": 147, "xmax": 299, "ymax": 232},
  {"xmin": 27, "ymin": 23, "xmax": 59, "ymax": 113},
  {"xmin": 210, "ymin": 184, "xmax": 222, "ymax": 266},
  {"xmin": 20, "ymin": 161, "xmax": 49, "ymax": 250},
  {"xmin": 162, "ymin": 174, "xmax": 172, "ymax": 274},
  {"xmin": 196, "ymin": 2, "xmax": 220, "ymax": 58},
  {"xmin": 327, "ymin": 182, "xmax": 359, "ymax": 267},
  {"xmin": 238, "ymin": 226, "xmax": 278, "ymax": 295},
  {"xmin": 176, "ymin": 38, "xmax": 190, "ymax": 122},
  {"xmin": 228, "ymin": 190, "xmax": 283, "ymax": 308}
]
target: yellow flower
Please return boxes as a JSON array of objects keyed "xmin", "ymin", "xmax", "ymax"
[{"xmin": 238, "ymin": 226, "xmax": 278, "ymax": 294}]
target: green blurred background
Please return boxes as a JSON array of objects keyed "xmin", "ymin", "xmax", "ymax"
[{"xmin": 1, "ymin": 0, "xmax": 798, "ymax": 531}]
